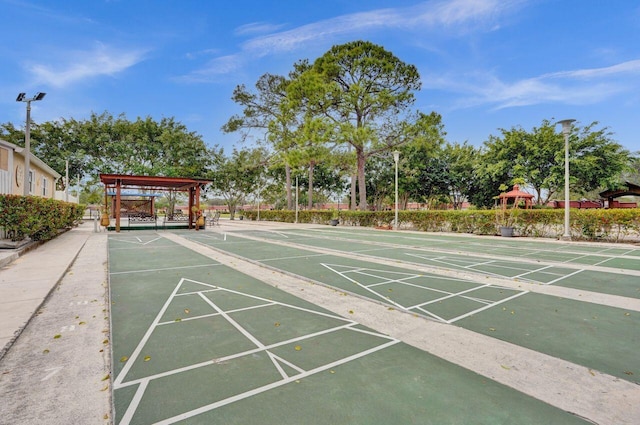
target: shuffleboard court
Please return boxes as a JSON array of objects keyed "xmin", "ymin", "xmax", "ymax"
[
  {"xmin": 108, "ymin": 232, "xmax": 595, "ymax": 425},
  {"xmin": 222, "ymin": 228, "xmax": 640, "ymax": 299},
  {"xmin": 178, "ymin": 229, "xmax": 640, "ymax": 386}
]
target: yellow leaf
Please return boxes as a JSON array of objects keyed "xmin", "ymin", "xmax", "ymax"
[
  {"xmin": 274, "ymin": 322, "xmax": 281, "ymax": 327},
  {"xmin": 500, "ymin": 365, "xmax": 511, "ymax": 370},
  {"xmin": 184, "ymin": 309, "xmax": 190, "ymax": 314},
  {"xmin": 43, "ymin": 349, "xmax": 50, "ymax": 354},
  {"xmin": 294, "ymin": 345, "xmax": 302, "ymax": 351},
  {"xmin": 588, "ymin": 369, "xmax": 596, "ymax": 376},
  {"xmin": 120, "ymin": 356, "xmax": 128, "ymax": 362},
  {"xmin": 101, "ymin": 374, "xmax": 110, "ymax": 381},
  {"xmin": 175, "ymin": 318, "xmax": 182, "ymax": 322},
  {"xmin": 79, "ymin": 321, "xmax": 86, "ymax": 325},
  {"xmin": 510, "ymin": 310, "xmax": 515, "ymax": 315},
  {"xmin": 100, "ymin": 385, "xmax": 109, "ymax": 391},
  {"xmin": 624, "ymin": 312, "xmax": 631, "ymax": 316},
  {"xmin": 489, "ymin": 327, "xmax": 496, "ymax": 331},
  {"xmin": 624, "ymin": 371, "xmax": 634, "ymax": 375},
  {"xmin": 330, "ymin": 370, "xmax": 335, "ymax": 374},
  {"xmin": 53, "ymin": 334, "xmax": 61, "ymax": 339},
  {"xmin": 103, "ymin": 339, "xmax": 109, "ymax": 345},
  {"xmin": 144, "ymin": 355, "xmax": 151, "ymax": 362},
  {"xmin": 388, "ymin": 307, "xmax": 395, "ymax": 311},
  {"xmin": 348, "ymin": 310, "xmax": 354, "ymax": 314}
]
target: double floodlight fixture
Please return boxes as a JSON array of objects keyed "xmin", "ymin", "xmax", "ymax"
[
  {"xmin": 16, "ymin": 91, "xmax": 47, "ymax": 195},
  {"xmin": 16, "ymin": 92, "xmax": 46, "ymax": 102}
]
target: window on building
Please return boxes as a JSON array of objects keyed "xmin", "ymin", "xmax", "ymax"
[
  {"xmin": 0, "ymin": 147, "xmax": 8, "ymax": 171},
  {"xmin": 42, "ymin": 176, "xmax": 48, "ymax": 196},
  {"xmin": 28, "ymin": 170, "xmax": 34, "ymax": 194}
]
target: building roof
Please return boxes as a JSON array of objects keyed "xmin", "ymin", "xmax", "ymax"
[
  {"xmin": 0, "ymin": 138, "xmax": 61, "ymax": 179},
  {"xmin": 599, "ymin": 181, "xmax": 640, "ymax": 199}
]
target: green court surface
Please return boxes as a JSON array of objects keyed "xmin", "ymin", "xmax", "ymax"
[
  {"xmin": 109, "ymin": 233, "xmax": 593, "ymax": 424},
  {"xmin": 181, "ymin": 230, "xmax": 639, "ymax": 385},
  {"xmin": 221, "ymin": 228, "xmax": 640, "ymax": 298}
]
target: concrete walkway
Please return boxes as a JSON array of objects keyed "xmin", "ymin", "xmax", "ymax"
[
  {"xmin": 0, "ymin": 220, "xmax": 112, "ymax": 425},
  {"xmin": 0, "ymin": 221, "xmax": 97, "ymax": 355}
]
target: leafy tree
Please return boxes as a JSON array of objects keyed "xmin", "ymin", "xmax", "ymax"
[
  {"xmin": 304, "ymin": 40, "xmax": 422, "ymax": 210},
  {"xmin": 223, "ymin": 71, "xmax": 299, "ymax": 209},
  {"xmin": 474, "ymin": 119, "xmax": 632, "ymax": 207},
  {"xmin": 207, "ymin": 147, "xmax": 267, "ymax": 219},
  {"xmin": 441, "ymin": 142, "xmax": 480, "ymax": 210}
]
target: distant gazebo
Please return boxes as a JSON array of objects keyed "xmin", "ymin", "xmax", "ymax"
[{"xmin": 498, "ymin": 184, "xmax": 534, "ymax": 209}]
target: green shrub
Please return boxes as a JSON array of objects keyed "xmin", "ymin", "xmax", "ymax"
[
  {"xmin": 242, "ymin": 207, "xmax": 640, "ymax": 242},
  {"xmin": 0, "ymin": 195, "xmax": 84, "ymax": 241}
]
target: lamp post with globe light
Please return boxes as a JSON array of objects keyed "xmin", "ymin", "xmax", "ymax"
[{"xmin": 557, "ymin": 119, "xmax": 575, "ymax": 240}]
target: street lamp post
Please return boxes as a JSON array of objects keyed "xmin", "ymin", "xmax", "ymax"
[
  {"xmin": 16, "ymin": 92, "xmax": 46, "ymax": 196},
  {"xmin": 393, "ymin": 150, "xmax": 400, "ymax": 230},
  {"xmin": 557, "ymin": 119, "xmax": 575, "ymax": 240}
]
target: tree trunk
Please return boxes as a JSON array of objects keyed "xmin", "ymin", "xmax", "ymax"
[
  {"xmin": 356, "ymin": 148, "xmax": 367, "ymax": 210},
  {"xmin": 350, "ymin": 174, "xmax": 357, "ymax": 210},
  {"xmin": 285, "ymin": 164, "xmax": 292, "ymax": 209},
  {"xmin": 308, "ymin": 161, "xmax": 315, "ymax": 209}
]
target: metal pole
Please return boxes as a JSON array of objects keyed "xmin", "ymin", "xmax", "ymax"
[
  {"xmin": 295, "ymin": 177, "xmax": 299, "ymax": 224},
  {"xmin": 65, "ymin": 159, "xmax": 69, "ymax": 202},
  {"xmin": 557, "ymin": 119, "xmax": 575, "ymax": 240},
  {"xmin": 16, "ymin": 93, "xmax": 45, "ymax": 196},
  {"xmin": 24, "ymin": 100, "xmax": 31, "ymax": 196},
  {"xmin": 393, "ymin": 151, "xmax": 400, "ymax": 230}
]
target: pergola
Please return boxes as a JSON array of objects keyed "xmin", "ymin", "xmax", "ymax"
[
  {"xmin": 99, "ymin": 174, "xmax": 212, "ymax": 232},
  {"xmin": 498, "ymin": 184, "xmax": 534, "ymax": 209}
]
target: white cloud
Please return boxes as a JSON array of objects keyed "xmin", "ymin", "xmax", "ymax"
[
  {"xmin": 26, "ymin": 43, "xmax": 147, "ymax": 88},
  {"xmin": 234, "ymin": 21, "xmax": 286, "ymax": 36},
  {"xmin": 425, "ymin": 59, "xmax": 640, "ymax": 110},
  {"xmin": 182, "ymin": 0, "xmax": 528, "ymax": 80}
]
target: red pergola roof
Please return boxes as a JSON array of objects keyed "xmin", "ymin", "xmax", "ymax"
[
  {"xmin": 498, "ymin": 184, "xmax": 534, "ymax": 200},
  {"xmin": 99, "ymin": 174, "xmax": 211, "ymax": 191}
]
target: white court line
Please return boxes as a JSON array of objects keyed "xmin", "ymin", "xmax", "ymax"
[
  {"xmin": 414, "ymin": 306, "xmax": 448, "ymax": 322},
  {"xmin": 408, "ymin": 283, "xmax": 493, "ymax": 310},
  {"xmin": 447, "ymin": 291, "xmax": 530, "ymax": 324},
  {"xmin": 115, "ymin": 323, "xmax": 357, "ymax": 389},
  {"xmin": 544, "ymin": 268, "xmax": 585, "ymax": 285},
  {"xmin": 118, "ymin": 380, "xmax": 148, "ymax": 425},
  {"xmin": 592, "ymin": 257, "xmax": 616, "ymax": 267},
  {"xmin": 110, "ymin": 236, "xmax": 163, "ymax": 246},
  {"xmin": 114, "ymin": 279, "xmax": 185, "ymax": 387},
  {"xmin": 109, "ymin": 263, "xmax": 220, "ymax": 275},
  {"xmin": 322, "ymin": 264, "xmax": 408, "ymax": 311},
  {"xmin": 261, "ymin": 252, "xmax": 328, "ymax": 262},
  {"xmin": 152, "ymin": 339, "xmax": 400, "ymax": 425},
  {"xmin": 157, "ymin": 302, "xmax": 276, "ymax": 326},
  {"xmin": 198, "ymin": 292, "xmax": 265, "ymax": 347},
  {"xmin": 512, "ymin": 265, "xmax": 554, "ymax": 279}
]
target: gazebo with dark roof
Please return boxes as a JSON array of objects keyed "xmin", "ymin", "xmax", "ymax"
[
  {"xmin": 99, "ymin": 174, "xmax": 212, "ymax": 232},
  {"xmin": 599, "ymin": 181, "xmax": 640, "ymax": 208}
]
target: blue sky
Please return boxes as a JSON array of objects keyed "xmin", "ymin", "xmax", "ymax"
[{"xmin": 2, "ymin": 0, "xmax": 639, "ymax": 154}]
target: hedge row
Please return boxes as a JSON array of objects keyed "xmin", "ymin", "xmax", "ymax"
[
  {"xmin": 0, "ymin": 195, "xmax": 85, "ymax": 241},
  {"xmin": 242, "ymin": 208, "xmax": 640, "ymax": 242}
]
